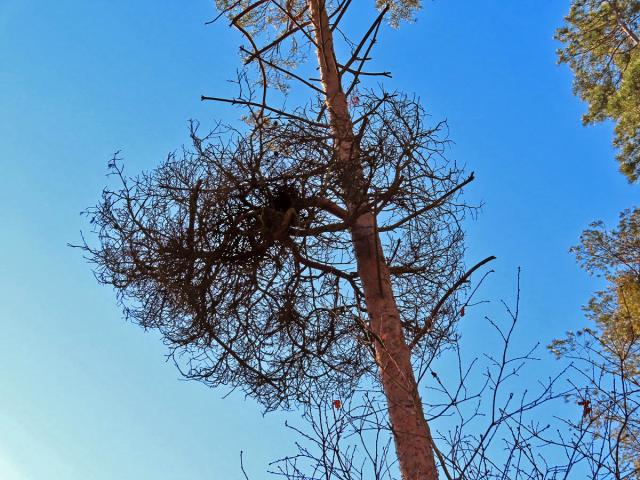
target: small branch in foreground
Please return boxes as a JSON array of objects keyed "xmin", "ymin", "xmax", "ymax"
[{"xmin": 409, "ymin": 255, "xmax": 497, "ymax": 350}]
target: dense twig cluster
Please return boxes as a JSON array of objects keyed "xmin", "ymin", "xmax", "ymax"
[{"xmin": 80, "ymin": 89, "xmax": 471, "ymax": 409}]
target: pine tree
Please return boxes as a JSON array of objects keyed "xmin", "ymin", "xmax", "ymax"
[
  {"xmin": 556, "ymin": 0, "xmax": 640, "ymax": 181},
  {"xmin": 82, "ymin": 2, "xmax": 495, "ymax": 479}
]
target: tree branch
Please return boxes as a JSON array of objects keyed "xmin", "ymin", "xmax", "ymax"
[
  {"xmin": 200, "ymin": 96, "xmax": 329, "ymax": 128},
  {"xmin": 379, "ymin": 173, "xmax": 475, "ymax": 232},
  {"xmin": 409, "ymin": 255, "xmax": 497, "ymax": 350}
]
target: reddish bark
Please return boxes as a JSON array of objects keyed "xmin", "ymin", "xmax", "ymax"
[{"xmin": 308, "ymin": 1, "xmax": 439, "ymax": 479}]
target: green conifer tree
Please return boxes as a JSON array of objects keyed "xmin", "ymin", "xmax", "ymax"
[{"xmin": 557, "ymin": 0, "xmax": 640, "ymax": 181}]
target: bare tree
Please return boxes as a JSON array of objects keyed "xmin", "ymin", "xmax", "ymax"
[{"xmin": 79, "ymin": 2, "xmax": 495, "ymax": 479}]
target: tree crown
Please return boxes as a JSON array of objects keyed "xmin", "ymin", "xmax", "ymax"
[{"xmin": 556, "ymin": 0, "xmax": 640, "ymax": 181}]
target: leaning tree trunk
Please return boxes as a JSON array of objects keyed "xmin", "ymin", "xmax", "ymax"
[{"xmin": 308, "ymin": 1, "xmax": 439, "ymax": 479}]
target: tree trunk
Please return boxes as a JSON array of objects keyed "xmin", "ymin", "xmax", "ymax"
[{"xmin": 308, "ymin": 2, "xmax": 439, "ymax": 479}]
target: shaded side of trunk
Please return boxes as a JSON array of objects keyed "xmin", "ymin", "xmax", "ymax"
[{"xmin": 308, "ymin": 2, "xmax": 439, "ymax": 479}]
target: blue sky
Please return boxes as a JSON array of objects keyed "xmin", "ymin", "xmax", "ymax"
[{"xmin": 0, "ymin": 1, "xmax": 636, "ymax": 479}]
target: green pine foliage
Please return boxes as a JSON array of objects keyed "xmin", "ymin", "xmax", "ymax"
[
  {"xmin": 570, "ymin": 208, "xmax": 640, "ymax": 362},
  {"xmin": 550, "ymin": 209, "xmax": 640, "ymax": 477},
  {"xmin": 375, "ymin": 0, "xmax": 421, "ymax": 26},
  {"xmin": 551, "ymin": 208, "xmax": 640, "ymax": 372},
  {"xmin": 556, "ymin": 0, "xmax": 640, "ymax": 182}
]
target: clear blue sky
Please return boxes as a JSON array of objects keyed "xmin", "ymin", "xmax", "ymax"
[{"xmin": 0, "ymin": 1, "xmax": 636, "ymax": 479}]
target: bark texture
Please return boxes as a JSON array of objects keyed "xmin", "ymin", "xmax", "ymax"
[{"xmin": 308, "ymin": 1, "xmax": 439, "ymax": 479}]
